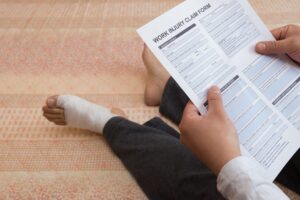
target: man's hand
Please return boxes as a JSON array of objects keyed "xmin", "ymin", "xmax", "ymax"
[
  {"xmin": 179, "ymin": 86, "xmax": 241, "ymax": 176},
  {"xmin": 256, "ymin": 25, "xmax": 300, "ymax": 63}
]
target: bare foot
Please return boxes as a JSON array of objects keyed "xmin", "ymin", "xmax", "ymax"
[
  {"xmin": 142, "ymin": 44, "xmax": 170, "ymax": 106},
  {"xmin": 42, "ymin": 96, "xmax": 127, "ymax": 127}
]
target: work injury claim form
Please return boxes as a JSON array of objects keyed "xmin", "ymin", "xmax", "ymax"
[{"xmin": 138, "ymin": 0, "xmax": 300, "ymax": 180}]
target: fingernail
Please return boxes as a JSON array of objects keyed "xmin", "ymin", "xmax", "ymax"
[
  {"xmin": 257, "ymin": 43, "xmax": 266, "ymax": 51},
  {"xmin": 211, "ymin": 86, "xmax": 220, "ymax": 94}
]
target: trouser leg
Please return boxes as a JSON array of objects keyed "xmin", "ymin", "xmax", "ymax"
[
  {"xmin": 159, "ymin": 78, "xmax": 189, "ymax": 125},
  {"xmin": 103, "ymin": 116, "xmax": 224, "ymax": 200}
]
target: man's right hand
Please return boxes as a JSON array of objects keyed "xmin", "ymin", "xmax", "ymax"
[
  {"xmin": 179, "ymin": 87, "xmax": 241, "ymax": 176},
  {"xmin": 256, "ymin": 25, "xmax": 300, "ymax": 63}
]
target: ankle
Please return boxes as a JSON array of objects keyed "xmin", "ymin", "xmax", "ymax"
[
  {"xmin": 57, "ymin": 95, "xmax": 116, "ymax": 134},
  {"xmin": 111, "ymin": 107, "xmax": 127, "ymax": 118}
]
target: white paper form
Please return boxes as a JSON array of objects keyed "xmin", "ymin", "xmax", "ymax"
[{"xmin": 137, "ymin": 0, "xmax": 300, "ymax": 180}]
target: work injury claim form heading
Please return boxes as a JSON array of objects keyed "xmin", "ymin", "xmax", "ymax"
[{"xmin": 138, "ymin": 0, "xmax": 300, "ymax": 181}]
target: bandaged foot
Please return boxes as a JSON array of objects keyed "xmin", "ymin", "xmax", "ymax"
[{"xmin": 42, "ymin": 95, "xmax": 124, "ymax": 133}]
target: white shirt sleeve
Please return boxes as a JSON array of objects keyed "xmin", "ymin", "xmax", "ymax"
[{"xmin": 217, "ymin": 156, "xmax": 289, "ymax": 200}]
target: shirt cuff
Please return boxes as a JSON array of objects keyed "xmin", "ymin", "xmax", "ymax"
[
  {"xmin": 218, "ymin": 156, "xmax": 261, "ymax": 182},
  {"xmin": 216, "ymin": 156, "xmax": 289, "ymax": 200},
  {"xmin": 217, "ymin": 156, "xmax": 263, "ymax": 197}
]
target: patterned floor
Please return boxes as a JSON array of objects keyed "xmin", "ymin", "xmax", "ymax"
[{"xmin": 0, "ymin": 0, "xmax": 299, "ymax": 199}]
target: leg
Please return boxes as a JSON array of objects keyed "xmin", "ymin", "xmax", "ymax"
[
  {"xmin": 142, "ymin": 45, "xmax": 189, "ymax": 125},
  {"xmin": 42, "ymin": 95, "xmax": 224, "ymax": 200},
  {"xmin": 142, "ymin": 47, "xmax": 224, "ymax": 198},
  {"xmin": 143, "ymin": 44, "xmax": 170, "ymax": 106},
  {"xmin": 143, "ymin": 117, "xmax": 180, "ymax": 139},
  {"xmin": 103, "ymin": 117, "xmax": 224, "ymax": 200},
  {"xmin": 159, "ymin": 78, "xmax": 188, "ymax": 125}
]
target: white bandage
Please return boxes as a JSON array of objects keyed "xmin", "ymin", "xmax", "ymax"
[{"xmin": 57, "ymin": 95, "xmax": 115, "ymax": 133}]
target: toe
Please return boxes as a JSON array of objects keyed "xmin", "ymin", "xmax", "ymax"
[
  {"xmin": 43, "ymin": 112, "xmax": 64, "ymax": 120},
  {"xmin": 53, "ymin": 119, "xmax": 67, "ymax": 126},
  {"xmin": 55, "ymin": 122, "xmax": 67, "ymax": 126},
  {"xmin": 43, "ymin": 112, "xmax": 66, "ymax": 126},
  {"xmin": 46, "ymin": 95, "xmax": 59, "ymax": 108},
  {"xmin": 43, "ymin": 106, "xmax": 64, "ymax": 115}
]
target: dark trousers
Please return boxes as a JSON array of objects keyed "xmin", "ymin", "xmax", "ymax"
[{"xmin": 103, "ymin": 78, "xmax": 300, "ymax": 200}]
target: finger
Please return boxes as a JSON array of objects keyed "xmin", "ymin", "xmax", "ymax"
[
  {"xmin": 255, "ymin": 39, "xmax": 291, "ymax": 55},
  {"xmin": 207, "ymin": 86, "xmax": 226, "ymax": 116},
  {"xmin": 271, "ymin": 25, "xmax": 290, "ymax": 40}
]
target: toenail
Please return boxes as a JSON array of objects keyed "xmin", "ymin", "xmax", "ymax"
[{"xmin": 47, "ymin": 99, "xmax": 55, "ymax": 106}]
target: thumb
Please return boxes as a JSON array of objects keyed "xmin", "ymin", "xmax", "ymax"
[
  {"xmin": 207, "ymin": 86, "xmax": 226, "ymax": 116},
  {"xmin": 255, "ymin": 39, "xmax": 291, "ymax": 55}
]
